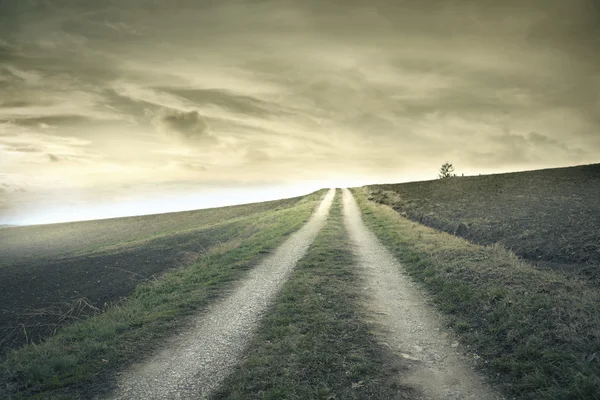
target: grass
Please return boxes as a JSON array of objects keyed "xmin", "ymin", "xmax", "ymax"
[
  {"xmin": 214, "ymin": 190, "xmax": 415, "ymax": 400},
  {"xmin": 0, "ymin": 192, "xmax": 323, "ymax": 356},
  {"xmin": 352, "ymin": 187, "xmax": 600, "ymax": 399},
  {"xmin": 367, "ymin": 163, "xmax": 600, "ymax": 283},
  {"xmin": 0, "ymin": 194, "xmax": 308, "ymax": 267},
  {"xmin": 0, "ymin": 190, "xmax": 326, "ymax": 399}
]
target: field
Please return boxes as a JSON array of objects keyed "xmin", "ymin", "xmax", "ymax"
[
  {"xmin": 1, "ymin": 164, "xmax": 599, "ymax": 399},
  {"xmin": 352, "ymin": 187, "xmax": 600, "ymax": 399},
  {"xmin": 1, "ymin": 191, "xmax": 329, "ymax": 398},
  {"xmin": 366, "ymin": 163, "xmax": 600, "ymax": 283},
  {"xmin": 0, "ymin": 193, "xmax": 320, "ymax": 357},
  {"xmin": 0, "ymin": 196, "xmax": 305, "ymax": 266}
]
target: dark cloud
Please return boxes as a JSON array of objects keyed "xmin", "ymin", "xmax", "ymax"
[
  {"xmin": 1, "ymin": 0, "xmax": 599, "ymax": 225},
  {"xmin": 524, "ymin": 0, "xmax": 600, "ymax": 54},
  {"xmin": 47, "ymin": 153, "xmax": 60, "ymax": 162},
  {"xmin": 527, "ymin": 132, "xmax": 568, "ymax": 149},
  {"xmin": 0, "ymin": 100, "xmax": 31, "ymax": 108},
  {"xmin": 153, "ymin": 109, "xmax": 215, "ymax": 143},
  {"xmin": 466, "ymin": 130, "xmax": 586, "ymax": 167},
  {"xmin": 0, "ymin": 40, "xmax": 15, "ymax": 63},
  {"xmin": 102, "ymin": 89, "xmax": 157, "ymax": 122}
]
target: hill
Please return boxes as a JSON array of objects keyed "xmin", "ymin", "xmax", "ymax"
[
  {"xmin": 0, "ymin": 196, "xmax": 306, "ymax": 267},
  {"xmin": 0, "ymin": 192, "xmax": 323, "ymax": 355},
  {"xmin": 365, "ymin": 163, "xmax": 600, "ymax": 283}
]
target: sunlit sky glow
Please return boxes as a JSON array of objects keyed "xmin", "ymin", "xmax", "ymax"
[{"xmin": 1, "ymin": 0, "xmax": 599, "ymax": 225}]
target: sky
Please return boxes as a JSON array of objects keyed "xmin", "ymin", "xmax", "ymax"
[{"xmin": 0, "ymin": 0, "xmax": 599, "ymax": 225}]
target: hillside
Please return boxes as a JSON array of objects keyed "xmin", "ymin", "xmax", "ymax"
[
  {"xmin": 0, "ymin": 192, "xmax": 323, "ymax": 356},
  {"xmin": 0, "ymin": 196, "xmax": 305, "ymax": 267},
  {"xmin": 366, "ymin": 163, "xmax": 600, "ymax": 283}
]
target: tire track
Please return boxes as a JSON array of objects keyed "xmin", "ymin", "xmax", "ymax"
[
  {"xmin": 109, "ymin": 189, "xmax": 335, "ymax": 400},
  {"xmin": 342, "ymin": 188, "xmax": 503, "ymax": 400}
]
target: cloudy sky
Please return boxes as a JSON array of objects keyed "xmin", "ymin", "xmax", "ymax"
[{"xmin": 0, "ymin": 0, "xmax": 599, "ymax": 225}]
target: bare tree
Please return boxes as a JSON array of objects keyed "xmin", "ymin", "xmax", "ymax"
[{"xmin": 438, "ymin": 162, "xmax": 456, "ymax": 179}]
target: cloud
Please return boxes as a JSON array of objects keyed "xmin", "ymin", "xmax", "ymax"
[
  {"xmin": 1, "ymin": 0, "xmax": 599, "ymax": 224},
  {"xmin": 1, "ymin": 114, "xmax": 95, "ymax": 127},
  {"xmin": 245, "ymin": 148, "xmax": 269, "ymax": 163},
  {"xmin": 464, "ymin": 130, "xmax": 586, "ymax": 167},
  {"xmin": 47, "ymin": 153, "xmax": 60, "ymax": 162},
  {"xmin": 527, "ymin": 132, "xmax": 568, "ymax": 149},
  {"xmin": 157, "ymin": 87, "xmax": 289, "ymax": 119},
  {"xmin": 5, "ymin": 144, "xmax": 43, "ymax": 153},
  {"xmin": 152, "ymin": 109, "xmax": 216, "ymax": 144}
]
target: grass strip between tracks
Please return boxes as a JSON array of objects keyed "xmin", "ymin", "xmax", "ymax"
[
  {"xmin": 0, "ymin": 191, "xmax": 326, "ymax": 399},
  {"xmin": 351, "ymin": 187, "xmax": 600, "ymax": 400},
  {"xmin": 214, "ymin": 190, "xmax": 416, "ymax": 400}
]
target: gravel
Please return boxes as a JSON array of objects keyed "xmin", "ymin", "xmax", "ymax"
[
  {"xmin": 108, "ymin": 189, "xmax": 335, "ymax": 400},
  {"xmin": 342, "ymin": 188, "xmax": 504, "ymax": 400}
]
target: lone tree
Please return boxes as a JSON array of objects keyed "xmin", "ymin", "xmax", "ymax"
[{"xmin": 438, "ymin": 162, "xmax": 456, "ymax": 179}]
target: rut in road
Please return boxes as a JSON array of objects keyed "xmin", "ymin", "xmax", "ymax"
[
  {"xmin": 342, "ymin": 189, "xmax": 503, "ymax": 400},
  {"xmin": 110, "ymin": 189, "xmax": 335, "ymax": 400}
]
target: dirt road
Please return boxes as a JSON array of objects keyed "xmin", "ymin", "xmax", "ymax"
[
  {"xmin": 342, "ymin": 188, "xmax": 503, "ymax": 400},
  {"xmin": 109, "ymin": 189, "xmax": 335, "ymax": 400}
]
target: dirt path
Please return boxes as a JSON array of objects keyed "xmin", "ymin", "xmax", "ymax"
[
  {"xmin": 109, "ymin": 189, "xmax": 335, "ymax": 400},
  {"xmin": 342, "ymin": 189, "xmax": 504, "ymax": 400}
]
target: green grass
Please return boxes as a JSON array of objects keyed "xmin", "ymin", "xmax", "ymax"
[
  {"xmin": 352, "ymin": 187, "xmax": 600, "ymax": 400},
  {"xmin": 0, "ymin": 190, "xmax": 327, "ymax": 399},
  {"xmin": 214, "ymin": 190, "xmax": 415, "ymax": 400}
]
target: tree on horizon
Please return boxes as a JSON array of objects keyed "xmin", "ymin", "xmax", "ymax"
[{"xmin": 438, "ymin": 162, "xmax": 456, "ymax": 179}]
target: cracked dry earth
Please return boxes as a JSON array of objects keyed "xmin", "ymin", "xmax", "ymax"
[
  {"xmin": 108, "ymin": 189, "xmax": 335, "ymax": 400},
  {"xmin": 343, "ymin": 188, "xmax": 504, "ymax": 400}
]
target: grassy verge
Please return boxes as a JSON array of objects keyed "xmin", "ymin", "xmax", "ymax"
[
  {"xmin": 214, "ymin": 190, "xmax": 415, "ymax": 400},
  {"xmin": 351, "ymin": 187, "xmax": 600, "ymax": 400},
  {"xmin": 0, "ymin": 191, "xmax": 326, "ymax": 399}
]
